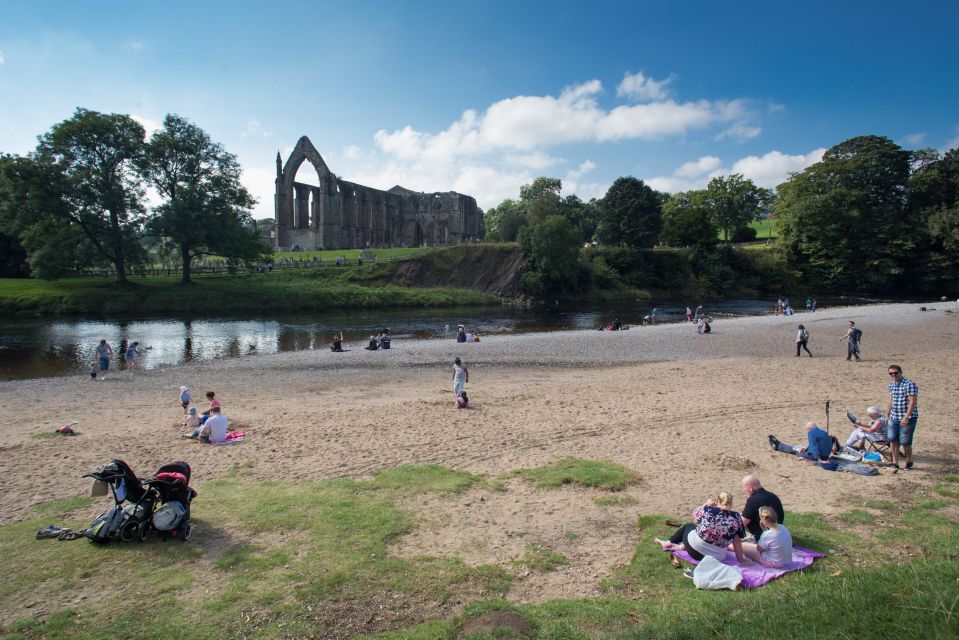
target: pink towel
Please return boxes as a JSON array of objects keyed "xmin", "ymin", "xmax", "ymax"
[
  {"xmin": 211, "ymin": 430, "xmax": 245, "ymax": 445},
  {"xmin": 665, "ymin": 545, "xmax": 825, "ymax": 588}
]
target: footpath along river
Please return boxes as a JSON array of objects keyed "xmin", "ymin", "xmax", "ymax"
[{"xmin": 0, "ymin": 297, "xmax": 873, "ymax": 380}]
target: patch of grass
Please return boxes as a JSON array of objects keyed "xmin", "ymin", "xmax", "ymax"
[
  {"xmin": 514, "ymin": 458, "xmax": 640, "ymax": 491},
  {"xmin": 862, "ymin": 499, "xmax": 898, "ymax": 511},
  {"xmin": 836, "ymin": 509, "xmax": 874, "ymax": 525},
  {"xmin": 30, "ymin": 431, "xmax": 58, "ymax": 440},
  {"xmin": 224, "ymin": 460, "xmax": 256, "ymax": 478},
  {"xmin": 593, "ymin": 495, "xmax": 638, "ymax": 507},
  {"xmin": 934, "ymin": 483, "xmax": 959, "ymax": 499},
  {"xmin": 563, "ymin": 531, "xmax": 579, "ymax": 540},
  {"xmin": 513, "ymin": 544, "xmax": 568, "ymax": 572},
  {"xmin": 942, "ymin": 474, "xmax": 959, "ymax": 483},
  {"xmin": 365, "ymin": 465, "xmax": 481, "ymax": 494},
  {"xmin": 30, "ymin": 496, "xmax": 94, "ymax": 515}
]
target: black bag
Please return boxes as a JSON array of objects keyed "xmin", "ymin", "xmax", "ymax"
[{"xmin": 85, "ymin": 506, "xmax": 125, "ymax": 544}]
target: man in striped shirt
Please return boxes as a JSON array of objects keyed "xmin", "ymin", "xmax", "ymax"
[{"xmin": 885, "ymin": 364, "xmax": 919, "ymax": 470}]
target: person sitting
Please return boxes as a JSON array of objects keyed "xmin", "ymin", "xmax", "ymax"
[
  {"xmin": 845, "ymin": 405, "xmax": 888, "ymax": 449},
  {"xmin": 365, "ymin": 335, "xmax": 379, "ymax": 350},
  {"xmin": 200, "ymin": 390, "xmax": 221, "ymax": 425},
  {"xmin": 456, "ymin": 325, "xmax": 467, "ymax": 343},
  {"xmin": 611, "ymin": 319, "xmax": 622, "ymax": 331},
  {"xmin": 654, "ymin": 492, "xmax": 751, "ymax": 572},
  {"xmin": 379, "ymin": 328, "xmax": 391, "ymax": 349},
  {"xmin": 703, "ymin": 317, "xmax": 712, "ymax": 334},
  {"xmin": 769, "ymin": 422, "xmax": 838, "ymax": 469},
  {"xmin": 184, "ymin": 406, "xmax": 201, "ymax": 434},
  {"xmin": 456, "ymin": 390, "xmax": 469, "ymax": 409},
  {"xmin": 330, "ymin": 332, "xmax": 343, "ymax": 352},
  {"xmin": 198, "ymin": 405, "xmax": 228, "ymax": 444},
  {"xmin": 739, "ymin": 507, "xmax": 793, "ymax": 568},
  {"xmin": 740, "ymin": 475, "xmax": 785, "ymax": 541}
]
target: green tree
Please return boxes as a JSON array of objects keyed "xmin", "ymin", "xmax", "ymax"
[
  {"xmin": 143, "ymin": 114, "xmax": 264, "ymax": 283},
  {"xmin": 595, "ymin": 177, "xmax": 664, "ymax": 247},
  {"xmin": 483, "ymin": 198, "xmax": 526, "ymax": 242},
  {"xmin": 519, "ymin": 177, "xmax": 562, "ymax": 204},
  {"xmin": 775, "ymin": 135, "xmax": 913, "ymax": 292},
  {"xmin": 909, "ymin": 148, "xmax": 959, "ymax": 293},
  {"xmin": 559, "ymin": 194, "xmax": 599, "ymax": 243},
  {"xmin": 703, "ymin": 174, "xmax": 769, "ymax": 242},
  {"xmin": 660, "ymin": 190, "xmax": 717, "ymax": 247},
  {"xmin": 35, "ymin": 108, "xmax": 147, "ymax": 284},
  {"xmin": 517, "ymin": 214, "xmax": 583, "ymax": 294}
]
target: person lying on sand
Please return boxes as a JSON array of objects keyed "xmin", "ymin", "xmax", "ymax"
[{"xmin": 768, "ymin": 422, "xmax": 839, "ymax": 470}]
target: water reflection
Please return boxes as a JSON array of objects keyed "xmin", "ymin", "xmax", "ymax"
[{"xmin": 0, "ymin": 299, "xmax": 867, "ymax": 380}]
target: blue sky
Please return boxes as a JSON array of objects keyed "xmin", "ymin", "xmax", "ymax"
[{"xmin": 1, "ymin": 1, "xmax": 957, "ymax": 219}]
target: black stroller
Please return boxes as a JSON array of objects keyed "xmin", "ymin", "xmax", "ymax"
[
  {"xmin": 144, "ymin": 461, "xmax": 196, "ymax": 541},
  {"xmin": 81, "ymin": 459, "xmax": 195, "ymax": 543},
  {"xmin": 82, "ymin": 459, "xmax": 154, "ymax": 543}
]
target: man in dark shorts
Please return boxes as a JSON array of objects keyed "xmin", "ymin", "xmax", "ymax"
[{"xmin": 740, "ymin": 475, "xmax": 785, "ymax": 540}]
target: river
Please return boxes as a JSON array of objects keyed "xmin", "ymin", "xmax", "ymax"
[{"xmin": 0, "ymin": 298, "xmax": 862, "ymax": 380}]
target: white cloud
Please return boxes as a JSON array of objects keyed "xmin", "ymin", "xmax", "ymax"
[
  {"xmin": 646, "ymin": 148, "xmax": 825, "ymax": 194},
  {"xmin": 131, "ymin": 114, "xmax": 161, "ymax": 138},
  {"xmin": 241, "ymin": 166, "xmax": 277, "ymax": 214},
  {"xmin": 616, "ymin": 70, "xmax": 673, "ymax": 102},
  {"xmin": 124, "ymin": 41, "xmax": 147, "ymax": 53},
  {"xmin": 0, "ymin": 48, "xmax": 5, "ymax": 64},
  {"xmin": 900, "ymin": 132, "xmax": 926, "ymax": 147},
  {"xmin": 341, "ymin": 144, "xmax": 364, "ymax": 159},
  {"xmin": 503, "ymin": 151, "xmax": 561, "ymax": 170},
  {"xmin": 674, "ymin": 156, "xmax": 722, "ymax": 179},
  {"xmin": 942, "ymin": 126, "xmax": 959, "ymax": 152},
  {"xmin": 241, "ymin": 120, "xmax": 272, "ymax": 139},
  {"xmin": 715, "ymin": 123, "xmax": 762, "ymax": 142},
  {"xmin": 730, "ymin": 148, "xmax": 825, "ymax": 188},
  {"xmin": 566, "ymin": 160, "xmax": 597, "ymax": 181}
]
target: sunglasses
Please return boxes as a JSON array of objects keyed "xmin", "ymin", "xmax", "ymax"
[{"xmin": 888, "ymin": 372, "xmax": 901, "ymax": 376}]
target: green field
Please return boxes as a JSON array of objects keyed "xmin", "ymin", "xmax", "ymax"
[
  {"xmin": 2, "ymin": 464, "xmax": 956, "ymax": 639},
  {"xmin": 0, "ymin": 267, "xmax": 498, "ymax": 316}
]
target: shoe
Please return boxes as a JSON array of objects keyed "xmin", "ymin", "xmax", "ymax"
[
  {"xmin": 905, "ymin": 461, "xmax": 914, "ymax": 470},
  {"xmin": 768, "ymin": 435, "xmax": 781, "ymax": 450},
  {"xmin": 669, "ymin": 554, "xmax": 682, "ymax": 569},
  {"xmin": 891, "ymin": 463, "xmax": 900, "ymax": 470},
  {"xmin": 683, "ymin": 568, "xmax": 695, "ymax": 579}
]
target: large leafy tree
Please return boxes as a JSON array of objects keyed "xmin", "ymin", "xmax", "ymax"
[
  {"xmin": 703, "ymin": 174, "xmax": 769, "ymax": 242},
  {"xmin": 2, "ymin": 109, "xmax": 148, "ymax": 283},
  {"xmin": 143, "ymin": 114, "xmax": 263, "ymax": 283},
  {"xmin": 595, "ymin": 177, "xmax": 664, "ymax": 248},
  {"xmin": 660, "ymin": 190, "xmax": 717, "ymax": 247},
  {"xmin": 909, "ymin": 147, "xmax": 959, "ymax": 293},
  {"xmin": 483, "ymin": 198, "xmax": 526, "ymax": 242},
  {"xmin": 517, "ymin": 214, "xmax": 583, "ymax": 294},
  {"xmin": 775, "ymin": 135, "xmax": 913, "ymax": 292},
  {"xmin": 559, "ymin": 194, "xmax": 599, "ymax": 243}
]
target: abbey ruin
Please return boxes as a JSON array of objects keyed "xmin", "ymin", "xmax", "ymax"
[{"xmin": 273, "ymin": 137, "xmax": 483, "ymax": 250}]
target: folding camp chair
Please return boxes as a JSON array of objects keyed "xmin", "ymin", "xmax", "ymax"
[{"xmin": 863, "ymin": 437, "xmax": 894, "ymax": 462}]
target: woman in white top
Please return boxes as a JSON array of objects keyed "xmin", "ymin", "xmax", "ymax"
[
  {"xmin": 740, "ymin": 506, "xmax": 793, "ymax": 568},
  {"xmin": 452, "ymin": 357, "xmax": 468, "ymax": 397},
  {"xmin": 845, "ymin": 405, "xmax": 888, "ymax": 448},
  {"xmin": 796, "ymin": 324, "xmax": 812, "ymax": 357}
]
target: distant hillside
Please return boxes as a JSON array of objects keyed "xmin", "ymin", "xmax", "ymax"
[{"xmin": 387, "ymin": 244, "xmax": 526, "ymax": 297}]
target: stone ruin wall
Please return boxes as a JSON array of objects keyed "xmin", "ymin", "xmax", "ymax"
[{"xmin": 274, "ymin": 137, "xmax": 483, "ymax": 250}]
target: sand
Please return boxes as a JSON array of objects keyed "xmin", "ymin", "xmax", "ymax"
[{"xmin": 1, "ymin": 301, "xmax": 957, "ymax": 603}]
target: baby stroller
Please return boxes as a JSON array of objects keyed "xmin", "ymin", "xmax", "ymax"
[
  {"xmin": 82, "ymin": 459, "xmax": 155, "ymax": 544},
  {"xmin": 143, "ymin": 461, "xmax": 196, "ymax": 541}
]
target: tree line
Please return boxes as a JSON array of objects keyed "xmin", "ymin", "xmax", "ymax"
[
  {"xmin": 485, "ymin": 135, "xmax": 959, "ymax": 297},
  {"xmin": 0, "ymin": 108, "xmax": 269, "ymax": 284}
]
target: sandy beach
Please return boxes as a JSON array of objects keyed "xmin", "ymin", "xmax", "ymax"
[{"xmin": 2, "ymin": 301, "xmax": 957, "ymax": 603}]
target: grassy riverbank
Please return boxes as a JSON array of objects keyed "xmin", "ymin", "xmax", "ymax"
[
  {"xmin": 0, "ymin": 267, "xmax": 500, "ymax": 316},
  {"xmin": 2, "ymin": 463, "xmax": 956, "ymax": 639}
]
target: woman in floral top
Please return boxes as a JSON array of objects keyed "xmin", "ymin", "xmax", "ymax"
[{"xmin": 655, "ymin": 492, "xmax": 751, "ymax": 564}]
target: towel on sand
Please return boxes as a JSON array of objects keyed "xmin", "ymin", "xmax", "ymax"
[
  {"xmin": 665, "ymin": 545, "xmax": 825, "ymax": 588},
  {"xmin": 211, "ymin": 430, "xmax": 245, "ymax": 445}
]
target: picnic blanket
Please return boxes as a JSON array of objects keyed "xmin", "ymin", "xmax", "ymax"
[
  {"xmin": 665, "ymin": 545, "xmax": 825, "ymax": 588},
  {"xmin": 211, "ymin": 430, "xmax": 245, "ymax": 445}
]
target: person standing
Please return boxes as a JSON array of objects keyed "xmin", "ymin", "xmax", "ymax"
[
  {"xmin": 795, "ymin": 324, "xmax": 812, "ymax": 357},
  {"xmin": 886, "ymin": 365, "xmax": 918, "ymax": 470},
  {"xmin": 124, "ymin": 341, "xmax": 141, "ymax": 370},
  {"xmin": 686, "ymin": 306, "xmax": 693, "ymax": 323},
  {"xmin": 452, "ymin": 357, "xmax": 469, "ymax": 399},
  {"xmin": 811, "ymin": 298, "xmax": 817, "ymax": 313},
  {"xmin": 94, "ymin": 339, "xmax": 113, "ymax": 372},
  {"xmin": 839, "ymin": 321, "xmax": 861, "ymax": 361}
]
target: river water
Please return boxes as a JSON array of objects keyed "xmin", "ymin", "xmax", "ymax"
[{"xmin": 0, "ymin": 298, "xmax": 860, "ymax": 380}]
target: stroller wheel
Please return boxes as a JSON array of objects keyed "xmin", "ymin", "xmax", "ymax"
[
  {"xmin": 119, "ymin": 520, "xmax": 139, "ymax": 542},
  {"xmin": 137, "ymin": 520, "xmax": 150, "ymax": 542},
  {"xmin": 180, "ymin": 521, "xmax": 192, "ymax": 542}
]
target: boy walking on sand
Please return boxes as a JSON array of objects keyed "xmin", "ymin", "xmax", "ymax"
[{"xmin": 839, "ymin": 321, "xmax": 861, "ymax": 361}]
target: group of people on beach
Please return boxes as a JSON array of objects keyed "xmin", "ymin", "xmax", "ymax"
[
  {"xmin": 769, "ymin": 363, "xmax": 919, "ymax": 471},
  {"xmin": 89, "ymin": 339, "xmax": 141, "ymax": 379},
  {"xmin": 180, "ymin": 388, "xmax": 231, "ymax": 444},
  {"xmin": 329, "ymin": 328, "xmax": 393, "ymax": 352},
  {"xmin": 657, "ymin": 475, "xmax": 792, "ymax": 574},
  {"xmin": 790, "ymin": 319, "xmax": 863, "ymax": 360},
  {"xmin": 776, "ymin": 296, "xmax": 817, "ymax": 316}
]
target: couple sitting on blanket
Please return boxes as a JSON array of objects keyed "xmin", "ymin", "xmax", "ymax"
[
  {"xmin": 656, "ymin": 490, "xmax": 793, "ymax": 573},
  {"xmin": 185, "ymin": 406, "xmax": 237, "ymax": 444}
]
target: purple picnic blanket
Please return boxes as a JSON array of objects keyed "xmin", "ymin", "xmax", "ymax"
[{"xmin": 664, "ymin": 545, "xmax": 825, "ymax": 589}]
